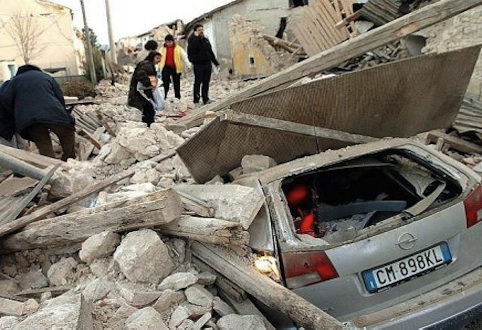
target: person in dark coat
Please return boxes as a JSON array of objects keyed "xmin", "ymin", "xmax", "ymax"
[
  {"xmin": 128, "ymin": 51, "xmax": 162, "ymax": 127},
  {"xmin": 187, "ymin": 24, "xmax": 220, "ymax": 105},
  {"xmin": 135, "ymin": 39, "xmax": 159, "ymax": 64},
  {"xmin": 0, "ymin": 80, "xmax": 16, "ymax": 145},
  {"xmin": 1, "ymin": 65, "xmax": 76, "ymax": 161}
]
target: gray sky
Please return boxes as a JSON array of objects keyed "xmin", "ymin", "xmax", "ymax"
[{"xmin": 48, "ymin": 0, "xmax": 234, "ymax": 44}]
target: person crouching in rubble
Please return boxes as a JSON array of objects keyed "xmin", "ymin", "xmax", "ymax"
[
  {"xmin": 128, "ymin": 51, "xmax": 163, "ymax": 127},
  {"xmin": 1, "ymin": 65, "xmax": 76, "ymax": 161},
  {"xmin": 0, "ymin": 80, "xmax": 16, "ymax": 147}
]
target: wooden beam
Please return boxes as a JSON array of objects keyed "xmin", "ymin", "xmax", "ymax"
[
  {"xmin": 176, "ymin": 190, "xmax": 215, "ymax": 217},
  {"xmin": 16, "ymin": 286, "xmax": 71, "ymax": 299},
  {"xmin": 191, "ymin": 242, "xmax": 343, "ymax": 330},
  {"xmin": 222, "ymin": 110, "xmax": 377, "ymax": 145},
  {"xmin": 76, "ymin": 128, "xmax": 102, "ymax": 149},
  {"xmin": 1, "ymin": 189, "xmax": 182, "ymax": 252},
  {"xmin": 169, "ymin": 0, "xmax": 482, "ymax": 132},
  {"xmin": 426, "ymin": 131, "xmax": 482, "ymax": 155},
  {"xmin": 0, "ymin": 164, "xmax": 60, "ymax": 226},
  {"xmin": 0, "ymin": 145, "xmax": 62, "ymax": 169},
  {"xmin": 95, "ymin": 110, "xmax": 117, "ymax": 137},
  {"xmin": 160, "ymin": 215, "xmax": 249, "ymax": 247},
  {"xmin": 0, "ymin": 149, "xmax": 176, "ymax": 237}
]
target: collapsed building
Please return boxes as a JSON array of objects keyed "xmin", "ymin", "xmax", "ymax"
[{"xmin": 1, "ymin": 0, "xmax": 482, "ymax": 329}]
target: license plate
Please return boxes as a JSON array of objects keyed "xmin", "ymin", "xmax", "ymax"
[{"xmin": 362, "ymin": 243, "xmax": 452, "ymax": 293}]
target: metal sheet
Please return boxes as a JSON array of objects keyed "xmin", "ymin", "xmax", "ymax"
[{"xmin": 177, "ymin": 46, "xmax": 481, "ymax": 183}]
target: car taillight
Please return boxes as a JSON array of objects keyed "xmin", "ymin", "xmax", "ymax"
[
  {"xmin": 464, "ymin": 185, "xmax": 482, "ymax": 228},
  {"xmin": 282, "ymin": 251, "xmax": 338, "ymax": 289}
]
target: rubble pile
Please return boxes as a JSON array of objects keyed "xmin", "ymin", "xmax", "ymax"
[
  {"xmin": 229, "ymin": 15, "xmax": 299, "ymax": 73},
  {"xmin": 0, "ymin": 229, "xmax": 267, "ymax": 329},
  {"xmin": 336, "ymin": 39, "xmax": 412, "ymax": 72},
  {"xmin": 1, "ymin": 1, "xmax": 482, "ymax": 328},
  {"xmin": 0, "ymin": 68, "xmax": 273, "ymax": 329}
]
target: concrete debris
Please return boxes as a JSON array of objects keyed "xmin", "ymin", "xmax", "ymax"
[
  {"xmin": 229, "ymin": 14, "xmax": 299, "ymax": 76},
  {"xmin": 18, "ymin": 269, "xmax": 48, "ymax": 290},
  {"xmin": 217, "ymin": 314, "xmax": 267, "ymax": 330},
  {"xmin": 173, "ymin": 184, "xmax": 265, "ymax": 229},
  {"xmin": 124, "ymin": 307, "xmax": 168, "ymax": 330},
  {"xmin": 79, "ymin": 231, "xmax": 121, "ymax": 264},
  {"xmin": 47, "ymin": 257, "xmax": 78, "ymax": 286},
  {"xmin": 113, "ymin": 229, "xmax": 175, "ymax": 284},
  {"xmin": 158, "ymin": 272, "xmax": 198, "ymax": 291},
  {"xmin": 82, "ymin": 277, "xmax": 115, "ymax": 302},
  {"xmin": 0, "ymin": 280, "xmax": 20, "ymax": 294},
  {"xmin": 0, "ymin": 297, "xmax": 38, "ymax": 317},
  {"xmin": 241, "ymin": 154, "xmax": 277, "ymax": 174},
  {"xmin": 152, "ymin": 289, "xmax": 186, "ymax": 314},
  {"xmin": 0, "ymin": 316, "xmax": 20, "ymax": 329},
  {"xmin": 185, "ymin": 284, "xmax": 214, "ymax": 307},
  {"xmin": 1, "ymin": 4, "xmax": 482, "ymax": 328},
  {"xmin": 116, "ymin": 283, "xmax": 162, "ymax": 307},
  {"xmin": 15, "ymin": 293, "xmax": 93, "ymax": 329}
]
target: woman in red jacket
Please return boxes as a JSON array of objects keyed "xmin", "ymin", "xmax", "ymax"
[{"xmin": 159, "ymin": 34, "xmax": 191, "ymax": 101}]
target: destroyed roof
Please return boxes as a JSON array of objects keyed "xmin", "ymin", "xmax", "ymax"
[
  {"xmin": 177, "ymin": 45, "xmax": 482, "ymax": 183},
  {"xmin": 359, "ymin": 0, "xmax": 440, "ymax": 26}
]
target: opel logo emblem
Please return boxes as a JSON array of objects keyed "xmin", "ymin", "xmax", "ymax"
[{"xmin": 396, "ymin": 232, "xmax": 417, "ymax": 250}]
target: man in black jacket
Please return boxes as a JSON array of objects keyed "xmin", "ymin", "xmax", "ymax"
[
  {"xmin": 187, "ymin": 24, "xmax": 219, "ymax": 105},
  {"xmin": 0, "ymin": 81, "xmax": 16, "ymax": 146},
  {"xmin": 1, "ymin": 65, "xmax": 76, "ymax": 161}
]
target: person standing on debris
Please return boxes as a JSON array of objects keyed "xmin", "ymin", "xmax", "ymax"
[
  {"xmin": 135, "ymin": 39, "xmax": 159, "ymax": 64},
  {"xmin": 187, "ymin": 24, "xmax": 220, "ymax": 105},
  {"xmin": 128, "ymin": 51, "xmax": 162, "ymax": 127},
  {"xmin": 159, "ymin": 34, "xmax": 191, "ymax": 101},
  {"xmin": 1, "ymin": 65, "xmax": 76, "ymax": 161}
]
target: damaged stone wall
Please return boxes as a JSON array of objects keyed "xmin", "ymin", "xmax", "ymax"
[
  {"xmin": 229, "ymin": 15, "xmax": 298, "ymax": 78},
  {"xmin": 420, "ymin": 7, "xmax": 482, "ymax": 101}
]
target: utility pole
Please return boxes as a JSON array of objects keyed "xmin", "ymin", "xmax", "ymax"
[
  {"xmin": 79, "ymin": 0, "xmax": 97, "ymax": 86},
  {"xmin": 105, "ymin": 0, "xmax": 117, "ymax": 64}
]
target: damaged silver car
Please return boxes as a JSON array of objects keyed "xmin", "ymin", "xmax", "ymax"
[{"xmin": 235, "ymin": 138, "xmax": 482, "ymax": 329}]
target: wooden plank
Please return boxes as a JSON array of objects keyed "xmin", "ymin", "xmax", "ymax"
[
  {"xmin": 175, "ymin": 190, "xmax": 215, "ymax": 218},
  {"xmin": 192, "ymin": 242, "xmax": 344, "ymax": 330},
  {"xmin": 95, "ymin": 110, "xmax": 117, "ymax": 137},
  {"xmin": 0, "ymin": 164, "xmax": 60, "ymax": 226},
  {"xmin": 0, "ymin": 177, "xmax": 37, "ymax": 197},
  {"xmin": 199, "ymin": 253, "xmax": 277, "ymax": 330},
  {"xmin": 341, "ymin": 0, "xmax": 355, "ymax": 16},
  {"xmin": 333, "ymin": 0, "xmax": 343, "ymax": 18},
  {"xmin": 313, "ymin": 0, "xmax": 348, "ymax": 41},
  {"xmin": 76, "ymin": 128, "xmax": 102, "ymax": 149},
  {"xmin": 0, "ymin": 171, "xmax": 13, "ymax": 184},
  {"xmin": 192, "ymin": 256, "xmax": 247, "ymax": 303},
  {"xmin": 220, "ymin": 290, "xmax": 276, "ymax": 330},
  {"xmin": 169, "ymin": 0, "xmax": 482, "ymax": 132},
  {"xmin": 298, "ymin": 8, "xmax": 327, "ymax": 53},
  {"xmin": 426, "ymin": 131, "xmax": 482, "ymax": 155},
  {"xmin": 159, "ymin": 215, "xmax": 249, "ymax": 247},
  {"xmin": 290, "ymin": 22, "xmax": 317, "ymax": 57},
  {"xmin": 16, "ymin": 286, "xmax": 71, "ymax": 298},
  {"xmin": 0, "ymin": 196, "xmax": 23, "ymax": 222},
  {"xmin": 1, "ymin": 189, "xmax": 182, "ymax": 252},
  {"xmin": 0, "ymin": 149, "xmax": 176, "ymax": 237},
  {"xmin": 0, "ymin": 144, "xmax": 62, "ymax": 169},
  {"xmin": 305, "ymin": 4, "xmax": 335, "ymax": 50}
]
